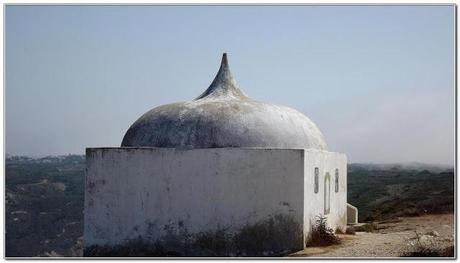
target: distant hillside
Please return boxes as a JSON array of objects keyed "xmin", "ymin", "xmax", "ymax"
[
  {"xmin": 6, "ymin": 155, "xmax": 85, "ymax": 257},
  {"xmin": 348, "ymin": 163, "xmax": 454, "ymax": 221},
  {"xmin": 348, "ymin": 162, "xmax": 453, "ymax": 173},
  {"xmin": 5, "ymin": 155, "xmax": 455, "ymax": 257}
]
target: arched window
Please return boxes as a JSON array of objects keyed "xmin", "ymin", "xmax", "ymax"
[
  {"xmin": 335, "ymin": 169, "xmax": 339, "ymax": 193},
  {"xmin": 314, "ymin": 167, "xmax": 319, "ymax": 193},
  {"xmin": 324, "ymin": 172, "xmax": 331, "ymax": 214}
]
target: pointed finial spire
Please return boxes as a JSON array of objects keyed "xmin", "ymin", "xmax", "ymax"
[
  {"xmin": 221, "ymin": 53, "xmax": 228, "ymax": 68},
  {"xmin": 195, "ymin": 53, "xmax": 248, "ymax": 100}
]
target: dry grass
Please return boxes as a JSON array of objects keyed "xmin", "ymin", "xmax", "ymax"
[{"xmin": 401, "ymin": 231, "xmax": 454, "ymax": 257}]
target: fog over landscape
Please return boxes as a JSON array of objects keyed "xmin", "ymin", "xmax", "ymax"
[{"xmin": 6, "ymin": 5, "xmax": 454, "ymax": 165}]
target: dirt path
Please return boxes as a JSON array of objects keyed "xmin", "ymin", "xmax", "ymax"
[{"xmin": 290, "ymin": 214, "xmax": 454, "ymax": 258}]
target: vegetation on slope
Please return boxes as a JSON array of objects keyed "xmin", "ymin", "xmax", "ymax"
[{"xmin": 347, "ymin": 163, "xmax": 454, "ymax": 222}]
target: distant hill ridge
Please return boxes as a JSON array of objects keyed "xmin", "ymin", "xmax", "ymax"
[
  {"xmin": 6, "ymin": 154, "xmax": 454, "ymax": 172},
  {"xmin": 349, "ymin": 162, "xmax": 453, "ymax": 173}
]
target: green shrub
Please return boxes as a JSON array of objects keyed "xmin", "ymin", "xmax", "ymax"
[{"xmin": 306, "ymin": 215, "xmax": 341, "ymax": 247}]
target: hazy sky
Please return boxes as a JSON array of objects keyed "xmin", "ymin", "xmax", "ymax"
[{"xmin": 6, "ymin": 5, "xmax": 455, "ymax": 165}]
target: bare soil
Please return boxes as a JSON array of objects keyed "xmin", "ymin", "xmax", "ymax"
[{"xmin": 290, "ymin": 214, "xmax": 454, "ymax": 258}]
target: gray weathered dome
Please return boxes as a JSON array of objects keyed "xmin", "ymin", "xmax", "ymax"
[{"xmin": 121, "ymin": 54, "xmax": 328, "ymax": 150}]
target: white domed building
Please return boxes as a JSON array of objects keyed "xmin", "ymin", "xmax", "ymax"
[{"xmin": 84, "ymin": 54, "xmax": 357, "ymax": 256}]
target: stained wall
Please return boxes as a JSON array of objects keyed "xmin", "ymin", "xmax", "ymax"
[
  {"xmin": 84, "ymin": 147, "xmax": 347, "ymax": 255},
  {"xmin": 85, "ymin": 148, "xmax": 306, "ymax": 254}
]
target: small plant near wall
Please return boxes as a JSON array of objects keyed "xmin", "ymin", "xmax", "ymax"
[{"xmin": 306, "ymin": 215, "xmax": 341, "ymax": 247}]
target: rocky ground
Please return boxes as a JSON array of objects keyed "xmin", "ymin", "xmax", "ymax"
[{"xmin": 290, "ymin": 214, "xmax": 455, "ymax": 258}]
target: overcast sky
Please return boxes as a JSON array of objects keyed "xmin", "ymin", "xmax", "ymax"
[{"xmin": 6, "ymin": 5, "xmax": 455, "ymax": 165}]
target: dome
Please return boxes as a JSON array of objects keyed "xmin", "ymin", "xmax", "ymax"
[{"xmin": 121, "ymin": 54, "xmax": 328, "ymax": 150}]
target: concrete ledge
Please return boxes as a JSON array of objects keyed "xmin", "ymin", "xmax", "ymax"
[{"xmin": 347, "ymin": 203, "xmax": 358, "ymax": 225}]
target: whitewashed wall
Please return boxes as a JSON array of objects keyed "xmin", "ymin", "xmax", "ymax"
[
  {"xmin": 303, "ymin": 149, "xmax": 348, "ymax": 241},
  {"xmin": 85, "ymin": 148, "xmax": 305, "ymax": 248},
  {"xmin": 84, "ymin": 147, "xmax": 347, "ymax": 254}
]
